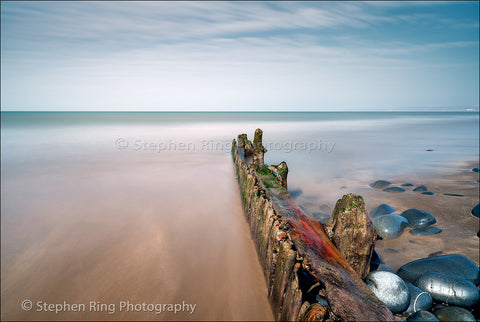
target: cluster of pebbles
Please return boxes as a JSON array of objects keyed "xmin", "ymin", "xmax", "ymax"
[
  {"xmin": 369, "ymin": 179, "xmax": 480, "ymax": 239},
  {"xmin": 366, "ymin": 253, "xmax": 479, "ymax": 321},
  {"xmin": 294, "ymin": 169, "xmax": 479, "ymax": 320},
  {"xmin": 370, "ymin": 178, "xmax": 473, "ymax": 197},
  {"xmin": 370, "ymin": 203, "xmax": 441, "ymax": 239},
  {"xmin": 363, "ymin": 175, "xmax": 480, "ymax": 320}
]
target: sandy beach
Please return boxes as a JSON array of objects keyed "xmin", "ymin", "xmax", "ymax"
[
  {"xmin": 295, "ymin": 159, "xmax": 480, "ymax": 271},
  {"xmin": 1, "ymin": 111, "xmax": 478, "ymax": 321},
  {"xmin": 1, "ymin": 152, "xmax": 274, "ymax": 321}
]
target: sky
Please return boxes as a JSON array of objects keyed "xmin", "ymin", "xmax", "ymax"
[{"xmin": 1, "ymin": 1, "xmax": 479, "ymax": 111}]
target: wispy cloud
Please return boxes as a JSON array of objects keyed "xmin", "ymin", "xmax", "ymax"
[{"xmin": 1, "ymin": 1, "xmax": 478, "ymax": 110}]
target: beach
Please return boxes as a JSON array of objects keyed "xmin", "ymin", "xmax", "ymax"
[
  {"xmin": 1, "ymin": 111, "xmax": 478, "ymax": 321},
  {"xmin": 1, "ymin": 151, "xmax": 273, "ymax": 321},
  {"xmin": 294, "ymin": 158, "xmax": 480, "ymax": 270}
]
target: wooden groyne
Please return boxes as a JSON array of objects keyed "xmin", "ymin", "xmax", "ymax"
[{"xmin": 232, "ymin": 130, "xmax": 394, "ymax": 321}]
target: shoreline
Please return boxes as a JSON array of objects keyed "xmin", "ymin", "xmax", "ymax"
[
  {"xmin": 294, "ymin": 157, "xmax": 479, "ymax": 270},
  {"xmin": 371, "ymin": 158, "xmax": 479, "ymax": 270}
]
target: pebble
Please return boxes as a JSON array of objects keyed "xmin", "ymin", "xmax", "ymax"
[
  {"xmin": 371, "ymin": 248, "xmax": 384, "ymax": 266},
  {"xmin": 407, "ymin": 311, "xmax": 439, "ymax": 321},
  {"xmin": 400, "ymin": 209, "xmax": 436, "ymax": 228},
  {"xmin": 370, "ymin": 180, "xmax": 392, "ymax": 188},
  {"xmin": 397, "ymin": 254, "xmax": 480, "ymax": 286},
  {"xmin": 428, "ymin": 251, "xmax": 443, "ymax": 258},
  {"xmin": 298, "ymin": 204, "xmax": 309, "ymax": 214},
  {"xmin": 472, "ymin": 204, "xmax": 479, "ymax": 218},
  {"xmin": 311, "ymin": 211, "xmax": 331, "ymax": 224},
  {"xmin": 403, "ymin": 282, "xmax": 433, "ymax": 315},
  {"xmin": 401, "ymin": 183, "xmax": 414, "ymax": 187},
  {"xmin": 370, "ymin": 203, "xmax": 396, "ymax": 218},
  {"xmin": 409, "ymin": 226, "xmax": 442, "ymax": 236},
  {"xmin": 443, "ymin": 193, "xmax": 464, "ymax": 197},
  {"xmin": 385, "ymin": 248, "xmax": 400, "ymax": 253},
  {"xmin": 383, "ymin": 187, "xmax": 407, "ymax": 192},
  {"xmin": 374, "ymin": 264, "xmax": 394, "ymax": 273},
  {"xmin": 416, "ymin": 272, "xmax": 480, "ymax": 308},
  {"xmin": 315, "ymin": 295, "xmax": 329, "ymax": 306},
  {"xmin": 289, "ymin": 189, "xmax": 303, "ymax": 199},
  {"xmin": 433, "ymin": 306, "xmax": 477, "ymax": 321},
  {"xmin": 365, "ymin": 271, "xmax": 410, "ymax": 313},
  {"xmin": 421, "ymin": 191, "xmax": 435, "ymax": 195},
  {"xmin": 373, "ymin": 214, "xmax": 410, "ymax": 240},
  {"xmin": 472, "ymin": 168, "xmax": 480, "ymax": 172},
  {"xmin": 318, "ymin": 204, "xmax": 331, "ymax": 212},
  {"xmin": 413, "ymin": 185, "xmax": 428, "ymax": 192}
]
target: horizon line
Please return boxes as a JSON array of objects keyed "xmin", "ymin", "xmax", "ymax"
[{"xmin": 1, "ymin": 108, "xmax": 479, "ymax": 113}]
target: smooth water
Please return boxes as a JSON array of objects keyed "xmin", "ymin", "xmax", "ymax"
[{"xmin": 1, "ymin": 111, "xmax": 479, "ymax": 320}]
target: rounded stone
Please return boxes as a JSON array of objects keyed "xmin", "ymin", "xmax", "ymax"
[
  {"xmin": 298, "ymin": 204, "xmax": 309, "ymax": 214},
  {"xmin": 315, "ymin": 295, "xmax": 329, "ymax": 306},
  {"xmin": 403, "ymin": 282, "xmax": 433, "ymax": 315},
  {"xmin": 416, "ymin": 272, "xmax": 480, "ymax": 308},
  {"xmin": 373, "ymin": 214, "xmax": 410, "ymax": 240},
  {"xmin": 421, "ymin": 191, "xmax": 435, "ymax": 195},
  {"xmin": 383, "ymin": 186, "xmax": 407, "ymax": 192},
  {"xmin": 413, "ymin": 185, "xmax": 428, "ymax": 192},
  {"xmin": 406, "ymin": 311, "xmax": 439, "ymax": 322},
  {"xmin": 433, "ymin": 306, "xmax": 477, "ymax": 321},
  {"xmin": 443, "ymin": 193, "xmax": 464, "ymax": 197},
  {"xmin": 396, "ymin": 254, "xmax": 480, "ymax": 286},
  {"xmin": 370, "ymin": 180, "xmax": 392, "ymax": 188},
  {"xmin": 318, "ymin": 204, "xmax": 331, "ymax": 212},
  {"xmin": 385, "ymin": 248, "xmax": 400, "ymax": 253},
  {"xmin": 374, "ymin": 263, "xmax": 394, "ymax": 273},
  {"xmin": 370, "ymin": 203, "xmax": 396, "ymax": 218},
  {"xmin": 289, "ymin": 189, "xmax": 303, "ymax": 199},
  {"xmin": 428, "ymin": 251, "xmax": 444, "ymax": 258},
  {"xmin": 400, "ymin": 209, "xmax": 436, "ymax": 228},
  {"xmin": 371, "ymin": 248, "xmax": 384, "ymax": 266},
  {"xmin": 401, "ymin": 183, "xmax": 415, "ymax": 187},
  {"xmin": 311, "ymin": 211, "xmax": 331, "ymax": 224},
  {"xmin": 365, "ymin": 271, "xmax": 410, "ymax": 313},
  {"xmin": 472, "ymin": 204, "xmax": 479, "ymax": 218},
  {"xmin": 472, "ymin": 168, "xmax": 480, "ymax": 172},
  {"xmin": 409, "ymin": 226, "xmax": 442, "ymax": 236}
]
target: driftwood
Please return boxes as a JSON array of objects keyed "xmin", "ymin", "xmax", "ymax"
[
  {"xmin": 264, "ymin": 186, "xmax": 393, "ymax": 321},
  {"xmin": 232, "ymin": 130, "xmax": 394, "ymax": 321},
  {"xmin": 327, "ymin": 193, "xmax": 377, "ymax": 279}
]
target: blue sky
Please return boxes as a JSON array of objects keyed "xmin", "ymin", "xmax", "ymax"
[{"xmin": 1, "ymin": 1, "xmax": 479, "ymax": 111}]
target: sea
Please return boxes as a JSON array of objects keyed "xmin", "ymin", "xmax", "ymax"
[{"xmin": 1, "ymin": 111, "xmax": 479, "ymax": 321}]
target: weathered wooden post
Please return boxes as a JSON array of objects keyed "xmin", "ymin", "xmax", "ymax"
[
  {"xmin": 231, "ymin": 130, "xmax": 394, "ymax": 321},
  {"xmin": 326, "ymin": 193, "xmax": 376, "ymax": 279},
  {"xmin": 277, "ymin": 161, "xmax": 288, "ymax": 190},
  {"xmin": 253, "ymin": 128, "xmax": 267, "ymax": 167},
  {"xmin": 237, "ymin": 133, "xmax": 247, "ymax": 148}
]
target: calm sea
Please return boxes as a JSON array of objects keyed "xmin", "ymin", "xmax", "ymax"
[
  {"xmin": 2, "ymin": 111, "xmax": 478, "ymax": 177},
  {"xmin": 1, "ymin": 111, "xmax": 479, "ymax": 320}
]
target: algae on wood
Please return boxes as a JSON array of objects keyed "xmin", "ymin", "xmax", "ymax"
[
  {"xmin": 231, "ymin": 131, "xmax": 394, "ymax": 321},
  {"xmin": 327, "ymin": 193, "xmax": 376, "ymax": 279}
]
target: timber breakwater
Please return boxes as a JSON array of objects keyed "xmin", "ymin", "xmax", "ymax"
[{"xmin": 231, "ymin": 129, "xmax": 394, "ymax": 321}]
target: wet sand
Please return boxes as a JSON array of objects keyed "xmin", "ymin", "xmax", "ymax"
[
  {"xmin": 2, "ymin": 112, "xmax": 478, "ymax": 320},
  {"xmin": 1, "ymin": 152, "xmax": 274, "ymax": 321},
  {"xmin": 295, "ymin": 159, "xmax": 480, "ymax": 271},
  {"xmin": 2, "ymin": 147, "xmax": 477, "ymax": 320}
]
